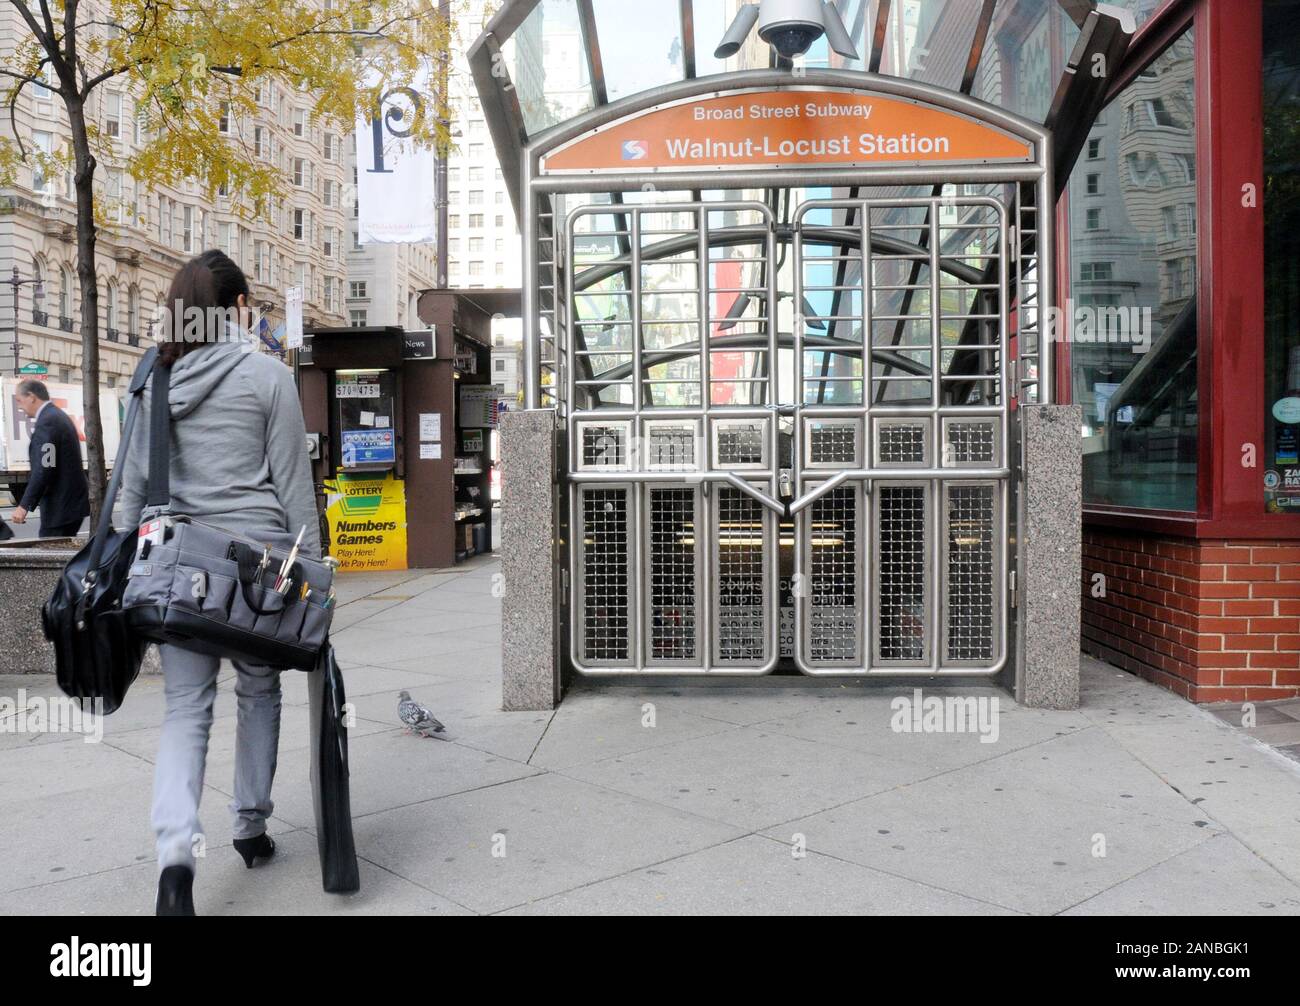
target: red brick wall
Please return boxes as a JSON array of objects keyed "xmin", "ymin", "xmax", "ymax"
[{"xmin": 1081, "ymin": 529, "xmax": 1300, "ymax": 703}]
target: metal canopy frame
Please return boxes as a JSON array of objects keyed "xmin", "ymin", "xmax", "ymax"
[{"xmin": 467, "ymin": 0, "xmax": 1136, "ymax": 224}]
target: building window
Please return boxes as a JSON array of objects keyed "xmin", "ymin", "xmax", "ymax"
[
  {"xmin": 105, "ymin": 93, "xmax": 122, "ymax": 138},
  {"xmin": 1069, "ymin": 28, "xmax": 1198, "ymax": 511},
  {"xmin": 293, "ymin": 158, "xmax": 306, "ymax": 187},
  {"xmin": 494, "ymin": 359, "xmax": 505, "ymax": 373},
  {"xmin": 349, "ymin": 280, "xmax": 367, "ymax": 299},
  {"xmin": 294, "ymin": 208, "xmax": 306, "ymax": 240},
  {"xmin": 182, "ymin": 205, "xmax": 194, "ymax": 252},
  {"xmin": 469, "ymin": 214, "xmax": 484, "ymax": 228},
  {"xmin": 468, "ymin": 261, "xmax": 483, "ymax": 277},
  {"xmin": 127, "ymin": 285, "xmax": 140, "ymax": 336},
  {"xmin": 324, "ymin": 227, "xmax": 335, "ymax": 258},
  {"xmin": 293, "ymin": 108, "xmax": 307, "ymax": 137},
  {"xmin": 468, "ymin": 190, "xmax": 484, "ymax": 205},
  {"xmin": 218, "ymin": 101, "xmax": 231, "ymax": 134},
  {"xmin": 104, "ymin": 280, "xmax": 118, "ymax": 334},
  {"xmin": 349, "ymin": 309, "xmax": 367, "ymax": 327},
  {"xmin": 1079, "ymin": 261, "xmax": 1113, "ymax": 283},
  {"xmin": 324, "ymin": 132, "xmax": 337, "ymax": 160},
  {"xmin": 32, "ymin": 130, "xmax": 53, "ymax": 192},
  {"xmin": 1085, "ymin": 173, "xmax": 1100, "ymax": 196}
]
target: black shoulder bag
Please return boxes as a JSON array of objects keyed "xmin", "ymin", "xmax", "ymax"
[{"xmin": 41, "ymin": 349, "xmax": 158, "ymax": 713}]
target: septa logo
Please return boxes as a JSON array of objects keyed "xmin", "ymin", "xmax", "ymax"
[{"xmin": 621, "ymin": 140, "xmax": 649, "ymax": 161}]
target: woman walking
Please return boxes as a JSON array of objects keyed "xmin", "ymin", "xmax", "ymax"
[{"xmin": 120, "ymin": 250, "xmax": 321, "ymax": 916}]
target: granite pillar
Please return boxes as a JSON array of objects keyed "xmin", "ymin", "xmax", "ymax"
[
  {"xmin": 1016, "ymin": 404, "xmax": 1083, "ymax": 709},
  {"xmin": 0, "ymin": 542, "xmax": 160, "ymax": 675},
  {"xmin": 499, "ymin": 409, "xmax": 561, "ymax": 711}
]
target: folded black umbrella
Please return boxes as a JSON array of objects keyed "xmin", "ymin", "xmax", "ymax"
[{"xmin": 309, "ymin": 641, "xmax": 361, "ymax": 894}]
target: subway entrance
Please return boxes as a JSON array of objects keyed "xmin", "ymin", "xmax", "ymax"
[{"xmin": 521, "ymin": 74, "xmax": 1055, "ymax": 681}]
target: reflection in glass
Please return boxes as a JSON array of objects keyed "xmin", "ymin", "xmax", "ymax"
[
  {"xmin": 510, "ymin": 0, "xmax": 594, "ymax": 135},
  {"xmin": 1070, "ymin": 30, "xmax": 1198, "ymax": 511},
  {"xmin": 1263, "ymin": 0, "xmax": 1300, "ymax": 513}
]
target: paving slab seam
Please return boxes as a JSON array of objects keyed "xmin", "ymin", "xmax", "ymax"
[
  {"xmin": 1086, "ymin": 707, "xmax": 1300, "ymax": 885},
  {"xmin": 351, "ymin": 851, "xmax": 482, "ymax": 916},
  {"xmin": 343, "ymin": 771, "xmax": 547, "ymax": 825},
  {"xmin": 1048, "ymin": 831, "xmax": 1275, "ymax": 917},
  {"xmin": 538, "ymin": 721, "xmax": 745, "ymax": 773},
  {"xmin": 483, "ymin": 832, "xmax": 762, "ymax": 916},
  {"xmin": 744, "ymin": 831, "xmax": 1032, "ymax": 916},
  {"xmin": 0, "ymin": 827, "xmax": 309, "ymax": 899}
]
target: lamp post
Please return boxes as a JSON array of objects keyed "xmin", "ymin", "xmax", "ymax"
[{"xmin": 8, "ymin": 266, "xmax": 45, "ymax": 376}]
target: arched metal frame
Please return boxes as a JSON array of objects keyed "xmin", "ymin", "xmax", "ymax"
[{"xmin": 518, "ymin": 70, "xmax": 1054, "ymax": 678}]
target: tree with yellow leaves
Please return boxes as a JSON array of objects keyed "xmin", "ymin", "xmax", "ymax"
[{"xmin": 0, "ymin": 0, "xmax": 454, "ymax": 522}]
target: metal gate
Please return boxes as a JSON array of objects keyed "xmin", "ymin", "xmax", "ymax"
[
  {"xmin": 791, "ymin": 196, "xmax": 1010, "ymax": 675},
  {"xmin": 566, "ymin": 194, "xmax": 1014, "ymax": 676}
]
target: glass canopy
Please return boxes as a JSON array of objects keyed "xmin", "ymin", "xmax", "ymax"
[{"xmin": 485, "ymin": 1, "xmax": 1161, "ymax": 139}]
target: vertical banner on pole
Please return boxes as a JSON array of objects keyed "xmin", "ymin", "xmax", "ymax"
[
  {"xmin": 285, "ymin": 286, "xmax": 304, "ymax": 350},
  {"xmin": 355, "ymin": 64, "xmax": 438, "ymax": 244}
]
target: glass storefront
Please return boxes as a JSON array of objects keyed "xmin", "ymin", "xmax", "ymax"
[
  {"xmin": 1264, "ymin": 0, "xmax": 1300, "ymax": 513},
  {"xmin": 1069, "ymin": 29, "xmax": 1199, "ymax": 511}
]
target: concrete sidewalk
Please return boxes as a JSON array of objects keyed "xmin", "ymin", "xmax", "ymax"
[{"xmin": 2, "ymin": 555, "xmax": 1300, "ymax": 915}]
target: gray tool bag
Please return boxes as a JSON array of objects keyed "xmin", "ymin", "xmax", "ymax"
[{"xmin": 122, "ymin": 356, "xmax": 335, "ymax": 671}]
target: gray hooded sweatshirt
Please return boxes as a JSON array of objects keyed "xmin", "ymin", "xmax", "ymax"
[{"xmin": 120, "ymin": 335, "xmax": 322, "ymax": 557}]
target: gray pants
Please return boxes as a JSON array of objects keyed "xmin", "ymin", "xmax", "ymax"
[{"xmin": 152, "ymin": 644, "xmax": 282, "ymax": 873}]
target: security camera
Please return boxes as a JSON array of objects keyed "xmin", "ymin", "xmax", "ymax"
[
  {"xmin": 758, "ymin": 0, "xmax": 827, "ymax": 59},
  {"xmin": 715, "ymin": 0, "xmax": 859, "ymax": 62}
]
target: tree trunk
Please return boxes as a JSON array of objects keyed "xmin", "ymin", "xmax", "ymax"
[{"xmin": 64, "ymin": 96, "xmax": 107, "ymax": 526}]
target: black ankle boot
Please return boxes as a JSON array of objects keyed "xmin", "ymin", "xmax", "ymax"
[
  {"xmin": 233, "ymin": 833, "xmax": 276, "ymax": 869},
  {"xmin": 156, "ymin": 865, "xmax": 195, "ymax": 916}
]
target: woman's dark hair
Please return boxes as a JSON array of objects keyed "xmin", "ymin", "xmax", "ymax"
[{"xmin": 158, "ymin": 249, "xmax": 251, "ymax": 367}]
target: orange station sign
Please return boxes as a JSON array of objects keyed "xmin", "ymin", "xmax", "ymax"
[{"xmin": 542, "ymin": 89, "xmax": 1034, "ymax": 174}]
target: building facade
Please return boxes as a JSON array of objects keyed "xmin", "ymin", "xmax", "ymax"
[{"xmin": 0, "ymin": 2, "xmax": 349, "ymax": 389}]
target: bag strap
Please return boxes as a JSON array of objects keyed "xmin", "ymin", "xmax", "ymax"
[
  {"xmin": 146, "ymin": 358, "xmax": 172, "ymax": 509},
  {"xmin": 79, "ymin": 347, "xmax": 158, "ymax": 596}
]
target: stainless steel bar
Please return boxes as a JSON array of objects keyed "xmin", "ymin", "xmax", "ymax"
[{"xmin": 523, "ymin": 160, "xmax": 539, "ymax": 409}]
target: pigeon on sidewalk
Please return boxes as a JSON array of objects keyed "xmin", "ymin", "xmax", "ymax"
[{"xmin": 398, "ymin": 690, "xmax": 450, "ymax": 740}]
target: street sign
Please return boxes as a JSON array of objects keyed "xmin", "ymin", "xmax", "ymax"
[
  {"xmin": 18, "ymin": 363, "xmax": 47, "ymax": 375},
  {"xmin": 403, "ymin": 328, "xmax": 436, "ymax": 360}
]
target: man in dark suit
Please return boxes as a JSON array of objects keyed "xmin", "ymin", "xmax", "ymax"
[{"xmin": 9, "ymin": 379, "xmax": 90, "ymax": 538}]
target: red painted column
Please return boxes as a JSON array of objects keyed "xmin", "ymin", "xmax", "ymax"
[{"xmin": 1201, "ymin": 0, "xmax": 1265, "ymax": 522}]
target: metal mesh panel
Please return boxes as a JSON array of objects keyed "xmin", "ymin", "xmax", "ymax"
[
  {"xmin": 648, "ymin": 426, "xmax": 696, "ymax": 468},
  {"xmin": 716, "ymin": 488, "xmax": 766, "ymax": 662},
  {"xmin": 581, "ymin": 488, "xmax": 630, "ymax": 662},
  {"xmin": 649, "ymin": 489, "xmax": 696, "ymax": 661},
  {"xmin": 877, "ymin": 486, "xmax": 927, "ymax": 661},
  {"xmin": 716, "ymin": 423, "xmax": 765, "ymax": 466},
  {"xmin": 581, "ymin": 425, "xmax": 627, "ymax": 467},
  {"xmin": 947, "ymin": 422, "xmax": 996, "ymax": 464},
  {"xmin": 809, "ymin": 423, "xmax": 858, "ymax": 465},
  {"xmin": 946, "ymin": 485, "xmax": 996, "ymax": 661},
  {"xmin": 878, "ymin": 423, "xmax": 927, "ymax": 464},
  {"xmin": 807, "ymin": 486, "xmax": 857, "ymax": 663}
]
